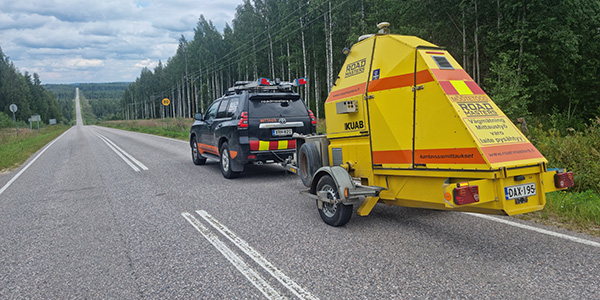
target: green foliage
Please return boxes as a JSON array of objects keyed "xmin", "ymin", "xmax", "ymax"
[
  {"xmin": 0, "ymin": 111, "xmax": 13, "ymax": 128},
  {"xmin": 0, "ymin": 48, "xmax": 63, "ymax": 124},
  {"xmin": 0, "ymin": 125, "xmax": 70, "ymax": 171},
  {"xmin": 530, "ymin": 118, "xmax": 600, "ymax": 193},
  {"xmin": 545, "ymin": 190, "xmax": 600, "ymax": 228},
  {"xmin": 99, "ymin": 119, "xmax": 190, "ymax": 140},
  {"xmin": 44, "ymin": 83, "xmax": 128, "ymax": 122}
]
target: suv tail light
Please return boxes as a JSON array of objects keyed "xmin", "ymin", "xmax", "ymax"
[
  {"xmin": 453, "ymin": 183, "xmax": 479, "ymax": 205},
  {"xmin": 308, "ymin": 110, "xmax": 317, "ymax": 126},
  {"xmin": 237, "ymin": 112, "xmax": 248, "ymax": 129},
  {"xmin": 554, "ymin": 171, "xmax": 574, "ymax": 188}
]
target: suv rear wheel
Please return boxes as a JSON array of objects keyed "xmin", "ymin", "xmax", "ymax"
[{"xmin": 220, "ymin": 141, "xmax": 240, "ymax": 179}]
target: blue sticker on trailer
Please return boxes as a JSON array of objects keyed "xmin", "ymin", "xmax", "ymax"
[{"xmin": 372, "ymin": 69, "xmax": 380, "ymax": 80}]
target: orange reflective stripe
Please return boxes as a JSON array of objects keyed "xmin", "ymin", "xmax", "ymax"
[
  {"xmin": 368, "ymin": 70, "xmax": 434, "ymax": 93},
  {"xmin": 326, "ymin": 83, "xmax": 366, "ymax": 102},
  {"xmin": 430, "ymin": 69, "xmax": 472, "ymax": 81},
  {"xmin": 373, "ymin": 148, "xmax": 487, "ymax": 165},
  {"xmin": 481, "ymin": 143, "xmax": 544, "ymax": 164},
  {"xmin": 198, "ymin": 143, "xmax": 219, "ymax": 155}
]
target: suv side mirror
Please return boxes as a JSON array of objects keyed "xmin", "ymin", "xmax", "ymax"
[{"xmin": 194, "ymin": 113, "xmax": 203, "ymax": 121}]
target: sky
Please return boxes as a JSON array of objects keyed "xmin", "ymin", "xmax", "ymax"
[{"xmin": 0, "ymin": 0, "xmax": 241, "ymax": 84}]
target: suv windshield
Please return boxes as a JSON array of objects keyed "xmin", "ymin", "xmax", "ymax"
[{"xmin": 249, "ymin": 98, "xmax": 308, "ymax": 118}]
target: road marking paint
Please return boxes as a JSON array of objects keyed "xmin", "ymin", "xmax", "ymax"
[
  {"xmin": 95, "ymin": 132, "xmax": 148, "ymax": 170},
  {"xmin": 93, "ymin": 125, "xmax": 188, "ymax": 144},
  {"xmin": 93, "ymin": 131, "xmax": 140, "ymax": 171},
  {"xmin": 182, "ymin": 213, "xmax": 286, "ymax": 300},
  {"xmin": 0, "ymin": 127, "xmax": 72, "ymax": 196},
  {"xmin": 197, "ymin": 210, "xmax": 319, "ymax": 300},
  {"xmin": 464, "ymin": 212, "xmax": 600, "ymax": 248}
]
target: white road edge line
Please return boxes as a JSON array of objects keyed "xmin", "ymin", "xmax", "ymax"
[
  {"xmin": 92, "ymin": 131, "xmax": 140, "ymax": 172},
  {"xmin": 197, "ymin": 210, "xmax": 319, "ymax": 300},
  {"xmin": 182, "ymin": 213, "xmax": 286, "ymax": 300},
  {"xmin": 95, "ymin": 132, "xmax": 148, "ymax": 170},
  {"xmin": 463, "ymin": 212, "xmax": 600, "ymax": 248},
  {"xmin": 0, "ymin": 127, "xmax": 72, "ymax": 196}
]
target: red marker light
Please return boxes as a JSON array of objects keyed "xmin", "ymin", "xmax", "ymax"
[
  {"xmin": 296, "ymin": 77, "xmax": 307, "ymax": 86},
  {"xmin": 453, "ymin": 184, "xmax": 479, "ymax": 205},
  {"xmin": 259, "ymin": 78, "xmax": 270, "ymax": 86},
  {"xmin": 554, "ymin": 171, "xmax": 574, "ymax": 188}
]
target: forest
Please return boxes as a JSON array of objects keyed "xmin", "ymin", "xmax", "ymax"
[
  {"xmin": 45, "ymin": 83, "xmax": 128, "ymax": 122},
  {"xmin": 0, "ymin": 48, "xmax": 63, "ymax": 127},
  {"xmin": 123, "ymin": 0, "xmax": 600, "ymax": 131}
]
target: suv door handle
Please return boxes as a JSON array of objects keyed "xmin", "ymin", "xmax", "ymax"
[{"xmin": 216, "ymin": 124, "xmax": 223, "ymax": 129}]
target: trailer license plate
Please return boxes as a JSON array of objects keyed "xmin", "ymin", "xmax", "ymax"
[
  {"xmin": 272, "ymin": 129, "xmax": 292, "ymax": 136},
  {"xmin": 504, "ymin": 183, "xmax": 536, "ymax": 200}
]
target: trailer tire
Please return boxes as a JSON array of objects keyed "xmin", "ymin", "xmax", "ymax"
[
  {"xmin": 299, "ymin": 142, "xmax": 321, "ymax": 187},
  {"xmin": 316, "ymin": 175, "xmax": 353, "ymax": 227}
]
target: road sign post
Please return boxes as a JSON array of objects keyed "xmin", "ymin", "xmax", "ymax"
[
  {"xmin": 162, "ymin": 98, "xmax": 170, "ymax": 129},
  {"xmin": 9, "ymin": 104, "xmax": 18, "ymax": 136}
]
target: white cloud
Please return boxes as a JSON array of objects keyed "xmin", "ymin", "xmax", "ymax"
[{"xmin": 0, "ymin": 0, "xmax": 240, "ymax": 83}]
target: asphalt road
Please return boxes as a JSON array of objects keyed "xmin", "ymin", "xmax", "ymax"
[{"xmin": 0, "ymin": 89, "xmax": 599, "ymax": 299}]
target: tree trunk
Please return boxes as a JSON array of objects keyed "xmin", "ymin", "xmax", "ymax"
[
  {"xmin": 301, "ymin": 17, "xmax": 309, "ymax": 108},
  {"xmin": 287, "ymin": 41, "xmax": 291, "ymax": 82},
  {"xmin": 268, "ymin": 31, "xmax": 275, "ymax": 79},
  {"xmin": 474, "ymin": 0, "xmax": 480, "ymax": 84},
  {"xmin": 327, "ymin": 0, "xmax": 334, "ymax": 92}
]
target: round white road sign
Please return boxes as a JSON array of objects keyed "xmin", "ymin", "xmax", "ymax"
[{"xmin": 9, "ymin": 104, "xmax": 17, "ymax": 113}]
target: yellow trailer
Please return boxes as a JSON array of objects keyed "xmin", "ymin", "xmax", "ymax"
[{"xmin": 287, "ymin": 23, "xmax": 574, "ymax": 226}]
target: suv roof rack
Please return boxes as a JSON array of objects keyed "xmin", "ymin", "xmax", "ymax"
[{"xmin": 225, "ymin": 77, "xmax": 307, "ymax": 95}]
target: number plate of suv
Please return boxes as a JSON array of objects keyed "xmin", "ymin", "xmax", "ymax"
[
  {"xmin": 504, "ymin": 183, "xmax": 536, "ymax": 200},
  {"xmin": 272, "ymin": 129, "xmax": 292, "ymax": 136}
]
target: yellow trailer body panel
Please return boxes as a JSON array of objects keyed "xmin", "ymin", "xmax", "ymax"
[{"xmin": 318, "ymin": 31, "xmax": 570, "ymax": 218}]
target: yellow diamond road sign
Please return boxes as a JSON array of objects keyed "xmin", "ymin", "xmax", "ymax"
[{"xmin": 162, "ymin": 98, "xmax": 170, "ymax": 106}]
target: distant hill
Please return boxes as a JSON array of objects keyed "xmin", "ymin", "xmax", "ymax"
[{"xmin": 44, "ymin": 82, "xmax": 130, "ymax": 122}]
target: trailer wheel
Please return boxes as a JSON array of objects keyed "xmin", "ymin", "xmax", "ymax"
[
  {"xmin": 299, "ymin": 142, "xmax": 321, "ymax": 187},
  {"xmin": 316, "ymin": 175, "xmax": 352, "ymax": 227}
]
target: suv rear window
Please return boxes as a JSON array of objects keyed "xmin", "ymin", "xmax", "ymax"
[{"xmin": 249, "ymin": 98, "xmax": 308, "ymax": 118}]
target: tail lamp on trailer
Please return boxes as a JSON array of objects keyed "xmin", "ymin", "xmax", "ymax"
[
  {"xmin": 237, "ymin": 112, "xmax": 248, "ymax": 129},
  {"xmin": 308, "ymin": 110, "xmax": 317, "ymax": 126},
  {"xmin": 554, "ymin": 171, "xmax": 574, "ymax": 189},
  {"xmin": 453, "ymin": 183, "xmax": 479, "ymax": 205}
]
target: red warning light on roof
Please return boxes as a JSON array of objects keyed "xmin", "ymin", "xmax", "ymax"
[
  {"xmin": 259, "ymin": 78, "xmax": 271, "ymax": 86},
  {"xmin": 296, "ymin": 77, "xmax": 307, "ymax": 86}
]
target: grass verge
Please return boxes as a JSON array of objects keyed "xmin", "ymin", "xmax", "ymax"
[
  {"xmin": 519, "ymin": 190, "xmax": 600, "ymax": 236},
  {"xmin": 0, "ymin": 125, "xmax": 70, "ymax": 172},
  {"xmin": 99, "ymin": 119, "xmax": 190, "ymax": 141}
]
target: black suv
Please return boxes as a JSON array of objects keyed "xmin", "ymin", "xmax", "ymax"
[{"xmin": 190, "ymin": 78, "xmax": 316, "ymax": 178}]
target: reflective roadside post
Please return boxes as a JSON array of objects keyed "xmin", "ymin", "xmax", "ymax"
[
  {"xmin": 162, "ymin": 98, "xmax": 170, "ymax": 129},
  {"xmin": 9, "ymin": 104, "xmax": 18, "ymax": 136}
]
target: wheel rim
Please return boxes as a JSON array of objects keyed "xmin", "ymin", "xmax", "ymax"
[
  {"xmin": 221, "ymin": 148, "xmax": 230, "ymax": 171},
  {"xmin": 321, "ymin": 184, "xmax": 337, "ymax": 218},
  {"xmin": 192, "ymin": 139, "xmax": 198, "ymax": 159}
]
